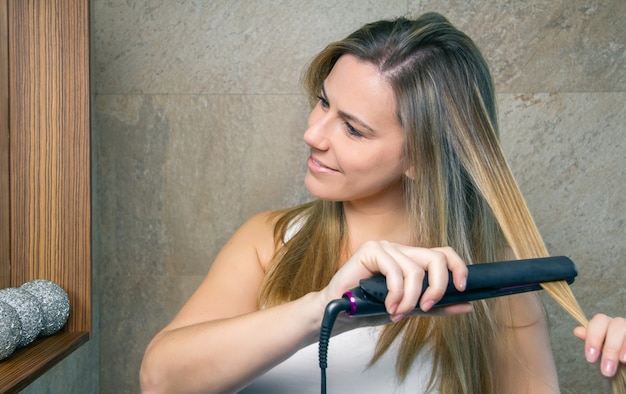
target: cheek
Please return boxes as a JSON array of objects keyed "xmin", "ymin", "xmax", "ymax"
[
  {"xmin": 374, "ymin": 156, "xmax": 405, "ymax": 179},
  {"xmin": 348, "ymin": 144, "xmax": 404, "ymax": 174}
]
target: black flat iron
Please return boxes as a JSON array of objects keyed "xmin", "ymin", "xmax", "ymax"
[{"xmin": 318, "ymin": 256, "xmax": 578, "ymax": 394}]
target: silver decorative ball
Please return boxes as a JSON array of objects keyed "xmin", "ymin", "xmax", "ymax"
[
  {"xmin": 0, "ymin": 301, "xmax": 21, "ymax": 360},
  {"xmin": 20, "ymin": 280, "xmax": 70, "ymax": 336},
  {"xmin": 0, "ymin": 288, "xmax": 43, "ymax": 347}
]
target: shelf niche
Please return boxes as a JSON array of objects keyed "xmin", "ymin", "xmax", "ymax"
[{"xmin": 0, "ymin": 0, "xmax": 91, "ymax": 392}]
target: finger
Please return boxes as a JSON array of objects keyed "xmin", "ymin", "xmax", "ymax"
[
  {"xmin": 357, "ymin": 242, "xmax": 406, "ymax": 315},
  {"xmin": 389, "ymin": 245, "xmax": 448, "ymax": 311},
  {"xmin": 414, "ymin": 247, "xmax": 462, "ymax": 311},
  {"xmin": 325, "ymin": 241, "xmax": 400, "ymax": 303},
  {"xmin": 390, "ymin": 245, "xmax": 466, "ymax": 312},
  {"xmin": 379, "ymin": 242, "xmax": 426, "ymax": 316},
  {"xmin": 432, "ymin": 246, "xmax": 468, "ymax": 291},
  {"xmin": 584, "ymin": 314, "xmax": 611, "ymax": 364},
  {"xmin": 573, "ymin": 326, "xmax": 587, "ymax": 341},
  {"xmin": 419, "ymin": 251, "xmax": 449, "ymax": 311},
  {"xmin": 599, "ymin": 316, "xmax": 626, "ymax": 377}
]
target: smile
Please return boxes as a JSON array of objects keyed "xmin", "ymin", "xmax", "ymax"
[{"xmin": 308, "ymin": 156, "xmax": 338, "ymax": 174}]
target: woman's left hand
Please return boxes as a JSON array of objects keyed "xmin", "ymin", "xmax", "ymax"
[{"xmin": 574, "ymin": 314, "xmax": 626, "ymax": 377}]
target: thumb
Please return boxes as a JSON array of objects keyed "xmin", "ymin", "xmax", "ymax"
[{"xmin": 573, "ymin": 326, "xmax": 587, "ymax": 341}]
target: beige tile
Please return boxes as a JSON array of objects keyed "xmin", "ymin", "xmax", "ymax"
[
  {"xmin": 408, "ymin": 1, "xmax": 626, "ymax": 92},
  {"xmin": 94, "ymin": 95, "xmax": 170, "ymax": 277},
  {"xmin": 152, "ymin": 94, "xmax": 313, "ymax": 274},
  {"xmin": 93, "ymin": 0, "xmax": 407, "ymax": 94},
  {"xmin": 99, "ymin": 274, "xmax": 204, "ymax": 394},
  {"xmin": 499, "ymin": 92, "xmax": 625, "ymax": 282},
  {"xmin": 95, "ymin": 93, "xmax": 313, "ymax": 276}
]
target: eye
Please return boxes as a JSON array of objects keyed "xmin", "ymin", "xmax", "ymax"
[
  {"xmin": 344, "ymin": 121, "xmax": 364, "ymax": 138},
  {"xmin": 317, "ymin": 92, "xmax": 364, "ymax": 138},
  {"xmin": 317, "ymin": 95, "xmax": 329, "ymax": 109}
]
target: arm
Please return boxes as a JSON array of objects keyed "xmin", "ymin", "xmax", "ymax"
[
  {"xmin": 493, "ymin": 292, "xmax": 560, "ymax": 393},
  {"xmin": 140, "ymin": 212, "xmax": 328, "ymax": 393},
  {"xmin": 139, "ymin": 214, "xmax": 471, "ymax": 393}
]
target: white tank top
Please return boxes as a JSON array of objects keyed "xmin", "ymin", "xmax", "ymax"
[
  {"xmin": 240, "ymin": 213, "xmax": 438, "ymax": 393},
  {"xmin": 239, "ymin": 326, "xmax": 437, "ymax": 393}
]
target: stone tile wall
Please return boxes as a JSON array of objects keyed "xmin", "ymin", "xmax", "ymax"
[{"xmin": 89, "ymin": 1, "xmax": 624, "ymax": 393}]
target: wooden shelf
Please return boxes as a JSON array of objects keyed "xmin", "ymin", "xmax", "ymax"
[
  {"xmin": 0, "ymin": 332, "xmax": 90, "ymax": 393},
  {"xmin": 0, "ymin": 0, "xmax": 91, "ymax": 391}
]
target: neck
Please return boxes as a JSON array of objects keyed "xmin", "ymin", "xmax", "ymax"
[{"xmin": 342, "ymin": 181, "xmax": 412, "ymax": 251}]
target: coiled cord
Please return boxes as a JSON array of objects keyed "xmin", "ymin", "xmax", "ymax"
[{"xmin": 318, "ymin": 297, "xmax": 351, "ymax": 394}]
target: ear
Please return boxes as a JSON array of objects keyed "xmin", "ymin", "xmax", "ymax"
[{"xmin": 404, "ymin": 166, "xmax": 416, "ymax": 180}]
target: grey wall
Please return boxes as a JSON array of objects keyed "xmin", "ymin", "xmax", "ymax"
[{"xmin": 27, "ymin": 1, "xmax": 626, "ymax": 393}]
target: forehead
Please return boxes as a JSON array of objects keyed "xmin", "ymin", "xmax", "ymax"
[{"xmin": 325, "ymin": 55, "xmax": 400, "ymax": 133}]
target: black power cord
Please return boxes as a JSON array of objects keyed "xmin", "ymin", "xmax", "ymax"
[{"xmin": 318, "ymin": 297, "xmax": 351, "ymax": 394}]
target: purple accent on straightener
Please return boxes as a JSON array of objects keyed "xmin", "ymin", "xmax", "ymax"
[{"xmin": 344, "ymin": 291, "xmax": 357, "ymax": 316}]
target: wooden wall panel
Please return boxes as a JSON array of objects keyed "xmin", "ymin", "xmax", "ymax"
[
  {"xmin": 0, "ymin": 0, "xmax": 9, "ymax": 290},
  {"xmin": 0, "ymin": 1, "xmax": 90, "ymax": 391},
  {"xmin": 9, "ymin": 0, "xmax": 91, "ymax": 333}
]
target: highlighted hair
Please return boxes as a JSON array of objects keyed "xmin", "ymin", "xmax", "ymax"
[{"xmin": 261, "ymin": 12, "xmax": 625, "ymax": 393}]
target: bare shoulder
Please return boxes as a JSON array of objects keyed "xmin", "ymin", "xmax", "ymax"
[
  {"xmin": 206, "ymin": 210, "xmax": 280, "ymax": 285},
  {"xmin": 230, "ymin": 210, "xmax": 280, "ymax": 270}
]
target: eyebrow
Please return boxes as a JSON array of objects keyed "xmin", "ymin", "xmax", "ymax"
[{"xmin": 321, "ymin": 84, "xmax": 376, "ymax": 134}]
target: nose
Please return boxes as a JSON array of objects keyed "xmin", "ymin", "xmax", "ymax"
[{"xmin": 303, "ymin": 105, "xmax": 331, "ymax": 151}]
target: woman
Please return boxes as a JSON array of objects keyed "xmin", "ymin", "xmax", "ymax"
[{"xmin": 140, "ymin": 13, "xmax": 626, "ymax": 393}]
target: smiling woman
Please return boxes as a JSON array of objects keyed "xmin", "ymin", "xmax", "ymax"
[{"xmin": 139, "ymin": 12, "xmax": 626, "ymax": 394}]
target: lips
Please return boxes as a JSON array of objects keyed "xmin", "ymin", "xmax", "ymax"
[{"xmin": 308, "ymin": 155, "xmax": 338, "ymax": 173}]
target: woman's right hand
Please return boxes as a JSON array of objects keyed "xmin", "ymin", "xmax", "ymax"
[{"xmin": 320, "ymin": 241, "xmax": 472, "ymax": 325}]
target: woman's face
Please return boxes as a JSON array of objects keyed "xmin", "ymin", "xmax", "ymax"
[{"xmin": 304, "ymin": 54, "xmax": 406, "ymax": 207}]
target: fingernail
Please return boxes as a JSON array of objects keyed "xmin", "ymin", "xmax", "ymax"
[
  {"xmin": 602, "ymin": 360, "xmax": 617, "ymax": 377},
  {"xmin": 388, "ymin": 303, "xmax": 398, "ymax": 315},
  {"xmin": 421, "ymin": 300, "xmax": 435, "ymax": 312},
  {"xmin": 586, "ymin": 347, "xmax": 597, "ymax": 363},
  {"xmin": 391, "ymin": 313, "xmax": 405, "ymax": 323},
  {"xmin": 459, "ymin": 277, "xmax": 467, "ymax": 291}
]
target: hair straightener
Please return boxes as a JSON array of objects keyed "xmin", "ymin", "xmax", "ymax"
[{"xmin": 317, "ymin": 255, "xmax": 578, "ymax": 394}]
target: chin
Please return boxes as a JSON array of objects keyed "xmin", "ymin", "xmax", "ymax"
[
  {"xmin": 304, "ymin": 177, "xmax": 342, "ymax": 202},
  {"xmin": 305, "ymin": 188, "xmax": 339, "ymax": 202}
]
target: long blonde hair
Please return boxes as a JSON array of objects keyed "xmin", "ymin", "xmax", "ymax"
[{"xmin": 260, "ymin": 13, "xmax": 625, "ymax": 393}]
